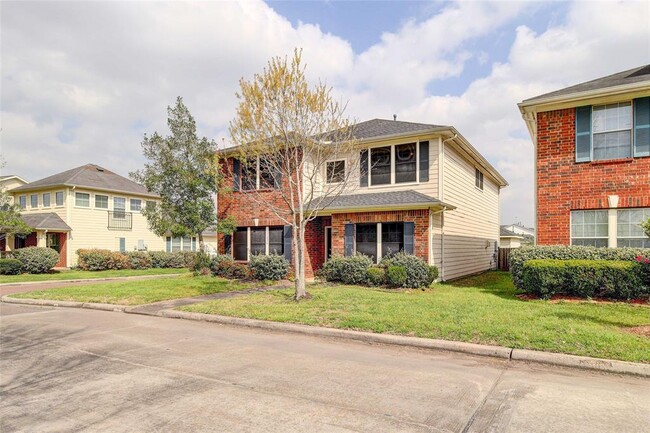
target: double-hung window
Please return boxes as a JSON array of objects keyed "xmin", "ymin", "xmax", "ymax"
[
  {"xmin": 130, "ymin": 199, "xmax": 142, "ymax": 212},
  {"xmin": 617, "ymin": 208, "xmax": 650, "ymax": 248},
  {"xmin": 75, "ymin": 192, "xmax": 90, "ymax": 207},
  {"xmin": 165, "ymin": 236, "xmax": 197, "ymax": 252},
  {"xmin": 30, "ymin": 194, "xmax": 38, "ymax": 208},
  {"xmin": 475, "ymin": 169, "xmax": 484, "ymax": 190},
  {"xmin": 394, "ymin": 143, "xmax": 416, "ymax": 183},
  {"xmin": 355, "ymin": 224, "xmax": 378, "ymax": 262},
  {"xmin": 42, "ymin": 193, "xmax": 51, "ymax": 207},
  {"xmin": 370, "ymin": 146, "xmax": 392, "ymax": 186},
  {"xmin": 361, "ymin": 141, "xmax": 429, "ymax": 187},
  {"xmin": 95, "ymin": 195, "xmax": 108, "ymax": 209},
  {"xmin": 234, "ymin": 157, "xmax": 280, "ymax": 191},
  {"xmin": 233, "ymin": 228, "xmax": 248, "ymax": 260},
  {"xmin": 18, "ymin": 195, "xmax": 26, "ymax": 209},
  {"xmin": 113, "ymin": 197, "xmax": 126, "ymax": 218},
  {"xmin": 232, "ymin": 226, "xmax": 285, "ymax": 261},
  {"xmin": 326, "ymin": 160, "xmax": 345, "ymax": 183},
  {"xmin": 570, "ymin": 210, "xmax": 608, "ymax": 247},
  {"xmin": 55, "ymin": 191, "xmax": 64, "ymax": 206},
  {"xmin": 576, "ymin": 97, "xmax": 650, "ymax": 162}
]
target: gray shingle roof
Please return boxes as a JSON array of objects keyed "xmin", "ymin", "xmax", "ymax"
[
  {"xmin": 500, "ymin": 226, "xmax": 522, "ymax": 238},
  {"xmin": 522, "ymin": 64, "xmax": 650, "ymax": 103},
  {"xmin": 309, "ymin": 190, "xmax": 454, "ymax": 211},
  {"xmin": 350, "ymin": 119, "xmax": 445, "ymax": 140},
  {"xmin": 11, "ymin": 164, "xmax": 158, "ymax": 198},
  {"xmin": 21, "ymin": 213, "xmax": 72, "ymax": 231}
]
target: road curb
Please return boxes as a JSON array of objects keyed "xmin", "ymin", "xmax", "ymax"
[
  {"xmin": 1, "ymin": 296, "xmax": 126, "ymax": 312},
  {"xmin": 0, "ymin": 273, "xmax": 185, "ymax": 287}
]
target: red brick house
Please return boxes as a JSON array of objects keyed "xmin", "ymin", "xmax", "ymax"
[
  {"xmin": 519, "ymin": 65, "xmax": 650, "ymax": 248},
  {"xmin": 218, "ymin": 119, "xmax": 508, "ymax": 280}
]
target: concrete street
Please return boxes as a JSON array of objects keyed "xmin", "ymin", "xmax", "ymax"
[{"xmin": 1, "ymin": 303, "xmax": 649, "ymax": 433}]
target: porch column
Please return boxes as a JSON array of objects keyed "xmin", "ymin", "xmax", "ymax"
[{"xmin": 36, "ymin": 230, "xmax": 46, "ymax": 248}]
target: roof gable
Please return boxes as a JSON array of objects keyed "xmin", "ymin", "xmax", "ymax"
[{"xmin": 350, "ymin": 119, "xmax": 444, "ymax": 140}]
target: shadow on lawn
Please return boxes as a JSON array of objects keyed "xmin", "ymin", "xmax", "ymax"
[
  {"xmin": 442, "ymin": 271, "xmax": 526, "ymax": 302},
  {"xmin": 551, "ymin": 310, "xmax": 648, "ymax": 328}
]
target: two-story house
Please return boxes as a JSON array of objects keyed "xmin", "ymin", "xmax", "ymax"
[
  {"xmin": 218, "ymin": 119, "xmax": 508, "ymax": 281},
  {"xmin": 519, "ymin": 65, "xmax": 650, "ymax": 248},
  {"xmin": 5, "ymin": 164, "xmax": 174, "ymax": 267}
]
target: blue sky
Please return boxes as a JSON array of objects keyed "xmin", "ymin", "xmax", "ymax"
[{"xmin": 1, "ymin": 0, "xmax": 649, "ymax": 227}]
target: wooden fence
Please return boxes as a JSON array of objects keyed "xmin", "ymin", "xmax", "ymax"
[{"xmin": 498, "ymin": 248, "xmax": 512, "ymax": 271}]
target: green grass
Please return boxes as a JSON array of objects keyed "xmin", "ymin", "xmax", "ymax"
[
  {"xmin": 180, "ymin": 272, "xmax": 650, "ymax": 363},
  {"xmin": 9, "ymin": 275, "xmax": 256, "ymax": 305},
  {"xmin": 0, "ymin": 268, "xmax": 188, "ymax": 283}
]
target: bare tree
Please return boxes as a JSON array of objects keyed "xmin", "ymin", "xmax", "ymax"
[{"xmin": 229, "ymin": 49, "xmax": 360, "ymax": 300}]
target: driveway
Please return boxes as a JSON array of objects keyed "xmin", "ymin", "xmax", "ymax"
[{"xmin": 1, "ymin": 303, "xmax": 649, "ymax": 433}]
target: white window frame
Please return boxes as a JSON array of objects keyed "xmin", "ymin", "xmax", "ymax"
[
  {"xmin": 475, "ymin": 168, "xmax": 484, "ymax": 191},
  {"xmin": 617, "ymin": 208, "xmax": 650, "ymax": 248},
  {"xmin": 591, "ymin": 102, "xmax": 633, "ymax": 161},
  {"xmin": 30, "ymin": 194, "xmax": 38, "ymax": 208},
  {"xmin": 75, "ymin": 192, "xmax": 90, "ymax": 208},
  {"xmin": 42, "ymin": 192, "xmax": 51, "ymax": 208},
  {"xmin": 570, "ymin": 210, "xmax": 609, "ymax": 247},
  {"xmin": 325, "ymin": 159, "xmax": 346, "ymax": 184},
  {"xmin": 95, "ymin": 194, "xmax": 109, "ymax": 209},
  {"xmin": 365, "ymin": 141, "xmax": 421, "ymax": 187},
  {"xmin": 130, "ymin": 198, "xmax": 142, "ymax": 212},
  {"xmin": 166, "ymin": 236, "xmax": 197, "ymax": 252},
  {"xmin": 18, "ymin": 195, "xmax": 26, "ymax": 209},
  {"xmin": 55, "ymin": 191, "xmax": 64, "ymax": 207}
]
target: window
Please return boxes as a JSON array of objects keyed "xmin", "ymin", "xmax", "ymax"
[
  {"xmin": 370, "ymin": 146, "xmax": 391, "ymax": 186},
  {"xmin": 381, "ymin": 223, "xmax": 404, "ymax": 258},
  {"xmin": 145, "ymin": 201, "xmax": 156, "ymax": 210},
  {"xmin": 250, "ymin": 227, "xmax": 266, "ymax": 255},
  {"xmin": 55, "ymin": 191, "xmax": 64, "ymax": 206},
  {"xmin": 238, "ymin": 157, "xmax": 279, "ymax": 191},
  {"xmin": 395, "ymin": 143, "xmax": 416, "ymax": 183},
  {"xmin": 165, "ymin": 236, "xmax": 198, "ymax": 252},
  {"xmin": 182, "ymin": 236, "xmax": 191, "ymax": 251},
  {"xmin": 75, "ymin": 192, "xmax": 90, "ymax": 207},
  {"xmin": 95, "ymin": 195, "xmax": 108, "ymax": 209},
  {"xmin": 42, "ymin": 193, "xmax": 51, "ymax": 208},
  {"xmin": 232, "ymin": 226, "xmax": 285, "ymax": 260},
  {"xmin": 233, "ymin": 228, "xmax": 248, "ymax": 260},
  {"xmin": 355, "ymin": 224, "xmax": 378, "ymax": 262},
  {"xmin": 46, "ymin": 233, "xmax": 60, "ymax": 253},
  {"xmin": 259, "ymin": 158, "xmax": 275, "ymax": 189},
  {"xmin": 171, "ymin": 237, "xmax": 181, "ymax": 252},
  {"xmin": 18, "ymin": 195, "xmax": 26, "ymax": 209},
  {"xmin": 326, "ymin": 160, "xmax": 345, "ymax": 183},
  {"xmin": 592, "ymin": 103, "xmax": 632, "ymax": 160},
  {"xmin": 30, "ymin": 194, "xmax": 38, "ymax": 208},
  {"xmin": 617, "ymin": 208, "xmax": 650, "ymax": 248},
  {"xmin": 269, "ymin": 227, "xmax": 283, "ymax": 254},
  {"xmin": 241, "ymin": 161, "xmax": 257, "ymax": 191},
  {"xmin": 130, "ymin": 199, "xmax": 142, "ymax": 212},
  {"xmin": 113, "ymin": 197, "xmax": 126, "ymax": 218},
  {"xmin": 475, "ymin": 168, "xmax": 484, "ymax": 190},
  {"xmin": 571, "ymin": 210, "xmax": 608, "ymax": 247}
]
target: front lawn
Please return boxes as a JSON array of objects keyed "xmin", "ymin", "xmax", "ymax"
[
  {"xmin": 8, "ymin": 275, "xmax": 257, "ymax": 305},
  {"xmin": 180, "ymin": 272, "xmax": 650, "ymax": 363},
  {"xmin": 0, "ymin": 268, "xmax": 188, "ymax": 284}
]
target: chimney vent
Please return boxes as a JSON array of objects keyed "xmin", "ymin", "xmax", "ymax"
[{"xmin": 393, "ymin": 114, "xmax": 397, "ymax": 121}]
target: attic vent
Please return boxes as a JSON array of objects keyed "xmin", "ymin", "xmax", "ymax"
[
  {"xmin": 96, "ymin": 168, "xmax": 104, "ymax": 172},
  {"xmin": 627, "ymin": 65, "xmax": 650, "ymax": 78}
]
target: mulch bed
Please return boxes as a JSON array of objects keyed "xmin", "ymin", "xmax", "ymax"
[
  {"xmin": 625, "ymin": 325, "xmax": 650, "ymax": 338},
  {"xmin": 516, "ymin": 293, "xmax": 649, "ymax": 306}
]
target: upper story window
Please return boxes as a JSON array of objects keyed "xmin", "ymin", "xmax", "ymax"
[
  {"xmin": 617, "ymin": 208, "xmax": 650, "ymax": 248},
  {"xmin": 95, "ymin": 195, "xmax": 108, "ymax": 209},
  {"xmin": 30, "ymin": 194, "xmax": 38, "ymax": 208},
  {"xmin": 42, "ymin": 193, "xmax": 51, "ymax": 207},
  {"xmin": 18, "ymin": 195, "xmax": 26, "ymax": 209},
  {"xmin": 576, "ymin": 97, "xmax": 650, "ymax": 162},
  {"xmin": 326, "ymin": 160, "xmax": 345, "ymax": 184},
  {"xmin": 55, "ymin": 191, "xmax": 64, "ymax": 206},
  {"xmin": 145, "ymin": 200, "xmax": 156, "ymax": 210},
  {"xmin": 234, "ymin": 157, "xmax": 280, "ymax": 192},
  {"xmin": 570, "ymin": 210, "xmax": 608, "ymax": 247},
  {"xmin": 360, "ymin": 141, "xmax": 429, "ymax": 187},
  {"xmin": 75, "ymin": 192, "xmax": 90, "ymax": 207},
  {"xmin": 475, "ymin": 168, "xmax": 484, "ymax": 190},
  {"xmin": 130, "ymin": 199, "xmax": 142, "ymax": 212}
]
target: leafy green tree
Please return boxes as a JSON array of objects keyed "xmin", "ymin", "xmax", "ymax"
[
  {"xmin": 131, "ymin": 97, "xmax": 233, "ymax": 249},
  {"xmin": 641, "ymin": 217, "xmax": 650, "ymax": 239},
  {"xmin": 0, "ymin": 157, "xmax": 32, "ymax": 237}
]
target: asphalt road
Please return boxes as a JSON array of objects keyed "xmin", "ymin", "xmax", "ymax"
[{"xmin": 1, "ymin": 303, "xmax": 649, "ymax": 433}]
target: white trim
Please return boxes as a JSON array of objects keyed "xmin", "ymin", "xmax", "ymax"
[
  {"xmin": 366, "ymin": 141, "xmax": 421, "ymax": 188},
  {"xmin": 324, "ymin": 159, "xmax": 346, "ymax": 184},
  {"xmin": 376, "ymin": 222, "xmax": 382, "ymax": 262}
]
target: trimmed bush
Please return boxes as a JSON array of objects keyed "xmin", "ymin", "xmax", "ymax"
[
  {"xmin": 510, "ymin": 245, "xmax": 649, "ymax": 290},
  {"xmin": 148, "ymin": 251, "xmax": 173, "ymax": 268},
  {"xmin": 380, "ymin": 252, "xmax": 432, "ymax": 288},
  {"xmin": 366, "ymin": 266, "xmax": 386, "ymax": 286},
  {"xmin": 77, "ymin": 249, "xmax": 128, "ymax": 271},
  {"xmin": 636, "ymin": 255, "xmax": 650, "ymax": 286},
  {"xmin": 522, "ymin": 259, "xmax": 646, "ymax": 300},
  {"xmin": 428, "ymin": 266, "xmax": 439, "ymax": 284},
  {"xmin": 320, "ymin": 254, "xmax": 372, "ymax": 285},
  {"xmin": 125, "ymin": 251, "xmax": 152, "ymax": 270},
  {"xmin": 0, "ymin": 258, "xmax": 23, "ymax": 275},
  {"xmin": 192, "ymin": 251, "xmax": 212, "ymax": 274},
  {"xmin": 12, "ymin": 247, "xmax": 60, "ymax": 274},
  {"xmin": 249, "ymin": 254, "xmax": 289, "ymax": 281},
  {"xmin": 386, "ymin": 265, "xmax": 407, "ymax": 287},
  {"xmin": 226, "ymin": 262, "xmax": 250, "ymax": 279},
  {"xmin": 210, "ymin": 254, "xmax": 235, "ymax": 277}
]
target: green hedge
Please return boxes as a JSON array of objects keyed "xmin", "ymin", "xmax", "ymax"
[
  {"xmin": 0, "ymin": 258, "xmax": 23, "ymax": 275},
  {"xmin": 522, "ymin": 259, "xmax": 647, "ymax": 300},
  {"xmin": 510, "ymin": 245, "xmax": 649, "ymax": 290},
  {"xmin": 12, "ymin": 247, "xmax": 60, "ymax": 274},
  {"xmin": 319, "ymin": 255, "xmax": 373, "ymax": 285},
  {"xmin": 249, "ymin": 254, "xmax": 289, "ymax": 281},
  {"xmin": 77, "ymin": 249, "xmax": 198, "ymax": 271},
  {"xmin": 380, "ymin": 252, "xmax": 435, "ymax": 288}
]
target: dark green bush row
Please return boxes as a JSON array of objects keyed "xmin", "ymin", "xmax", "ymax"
[
  {"xmin": 11, "ymin": 247, "xmax": 60, "ymax": 274},
  {"xmin": 522, "ymin": 259, "xmax": 648, "ymax": 300},
  {"xmin": 249, "ymin": 254, "xmax": 290, "ymax": 281},
  {"xmin": 0, "ymin": 258, "xmax": 23, "ymax": 275},
  {"xmin": 77, "ymin": 249, "xmax": 198, "ymax": 271},
  {"xmin": 510, "ymin": 246, "xmax": 649, "ymax": 290},
  {"xmin": 319, "ymin": 252, "xmax": 438, "ymax": 288}
]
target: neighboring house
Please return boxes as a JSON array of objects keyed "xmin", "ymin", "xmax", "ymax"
[
  {"xmin": 1, "ymin": 175, "xmax": 28, "ymax": 203},
  {"xmin": 499, "ymin": 226, "xmax": 524, "ymax": 249},
  {"xmin": 501, "ymin": 222, "xmax": 535, "ymax": 245},
  {"xmin": 519, "ymin": 65, "xmax": 650, "ymax": 248},
  {"xmin": 218, "ymin": 119, "xmax": 508, "ymax": 281},
  {"xmin": 5, "ymin": 164, "xmax": 168, "ymax": 267}
]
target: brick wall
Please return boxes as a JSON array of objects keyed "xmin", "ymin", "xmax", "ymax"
[
  {"xmin": 536, "ymin": 108, "xmax": 650, "ymax": 244},
  {"xmin": 330, "ymin": 210, "xmax": 430, "ymax": 263}
]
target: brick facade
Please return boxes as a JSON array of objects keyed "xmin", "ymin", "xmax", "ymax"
[{"xmin": 536, "ymin": 108, "xmax": 650, "ymax": 245}]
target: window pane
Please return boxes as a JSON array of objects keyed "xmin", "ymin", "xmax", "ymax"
[
  {"xmin": 114, "ymin": 197, "xmax": 125, "ymax": 210},
  {"xmin": 259, "ymin": 158, "xmax": 275, "ymax": 189},
  {"xmin": 242, "ymin": 162, "xmax": 257, "ymax": 191},
  {"xmin": 571, "ymin": 210, "xmax": 608, "ymax": 247},
  {"xmin": 250, "ymin": 227, "xmax": 266, "ymax": 256},
  {"xmin": 75, "ymin": 193, "xmax": 90, "ymax": 207},
  {"xmin": 30, "ymin": 194, "xmax": 38, "ymax": 208},
  {"xmin": 233, "ymin": 228, "xmax": 248, "ymax": 260},
  {"xmin": 42, "ymin": 193, "xmax": 50, "ymax": 207},
  {"xmin": 395, "ymin": 143, "xmax": 416, "ymax": 183},
  {"xmin": 355, "ymin": 224, "xmax": 377, "ymax": 262},
  {"xmin": 96, "ymin": 195, "xmax": 108, "ymax": 209},
  {"xmin": 171, "ymin": 237, "xmax": 181, "ymax": 252},
  {"xmin": 381, "ymin": 222, "xmax": 404, "ymax": 258},
  {"xmin": 130, "ymin": 199, "xmax": 142, "ymax": 211},
  {"xmin": 617, "ymin": 208, "xmax": 650, "ymax": 245},
  {"xmin": 326, "ymin": 160, "xmax": 345, "ymax": 183},
  {"xmin": 593, "ymin": 131, "xmax": 631, "ymax": 160},
  {"xmin": 370, "ymin": 147, "xmax": 391, "ymax": 186},
  {"xmin": 56, "ymin": 192, "xmax": 64, "ymax": 206},
  {"xmin": 19, "ymin": 196, "xmax": 26, "ymax": 209}
]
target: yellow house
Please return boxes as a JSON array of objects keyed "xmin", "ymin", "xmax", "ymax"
[{"xmin": 5, "ymin": 164, "xmax": 166, "ymax": 267}]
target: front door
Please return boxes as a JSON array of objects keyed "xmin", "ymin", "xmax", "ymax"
[{"xmin": 325, "ymin": 226, "xmax": 332, "ymax": 261}]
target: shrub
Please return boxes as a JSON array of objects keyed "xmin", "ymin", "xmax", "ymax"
[
  {"xmin": 522, "ymin": 259, "xmax": 646, "ymax": 300},
  {"xmin": 510, "ymin": 245, "xmax": 649, "ymax": 290},
  {"xmin": 366, "ymin": 266, "xmax": 385, "ymax": 286},
  {"xmin": 210, "ymin": 254, "xmax": 235, "ymax": 277},
  {"xmin": 125, "ymin": 251, "xmax": 152, "ymax": 270},
  {"xmin": 192, "ymin": 251, "xmax": 212, "ymax": 274},
  {"xmin": 428, "ymin": 266, "xmax": 439, "ymax": 284},
  {"xmin": 249, "ymin": 254, "xmax": 289, "ymax": 281},
  {"xmin": 636, "ymin": 255, "xmax": 650, "ymax": 286},
  {"xmin": 380, "ymin": 252, "xmax": 432, "ymax": 288},
  {"xmin": 12, "ymin": 247, "xmax": 60, "ymax": 274},
  {"xmin": 0, "ymin": 258, "xmax": 22, "ymax": 275},
  {"xmin": 320, "ymin": 254, "xmax": 372, "ymax": 285},
  {"xmin": 386, "ymin": 265, "xmax": 407, "ymax": 287},
  {"xmin": 225, "ymin": 262, "xmax": 250, "ymax": 279},
  {"xmin": 77, "ymin": 249, "xmax": 128, "ymax": 271},
  {"xmin": 176, "ymin": 251, "xmax": 199, "ymax": 268}
]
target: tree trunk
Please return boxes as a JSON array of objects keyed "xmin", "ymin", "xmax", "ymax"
[
  {"xmin": 293, "ymin": 221, "xmax": 307, "ymax": 300},
  {"xmin": 198, "ymin": 233, "xmax": 205, "ymax": 252}
]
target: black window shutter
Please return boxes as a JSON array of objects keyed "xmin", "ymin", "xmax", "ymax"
[
  {"xmin": 233, "ymin": 158, "xmax": 241, "ymax": 191},
  {"xmin": 344, "ymin": 224, "xmax": 354, "ymax": 256},
  {"xmin": 575, "ymin": 106, "xmax": 591, "ymax": 162},
  {"xmin": 634, "ymin": 97, "xmax": 650, "ymax": 157},
  {"xmin": 404, "ymin": 222, "xmax": 414, "ymax": 255},
  {"xmin": 224, "ymin": 234, "xmax": 232, "ymax": 255},
  {"xmin": 419, "ymin": 141, "xmax": 429, "ymax": 182},
  {"xmin": 360, "ymin": 150, "xmax": 368, "ymax": 187},
  {"xmin": 283, "ymin": 225, "xmax": 292, "ymax": 262}
]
